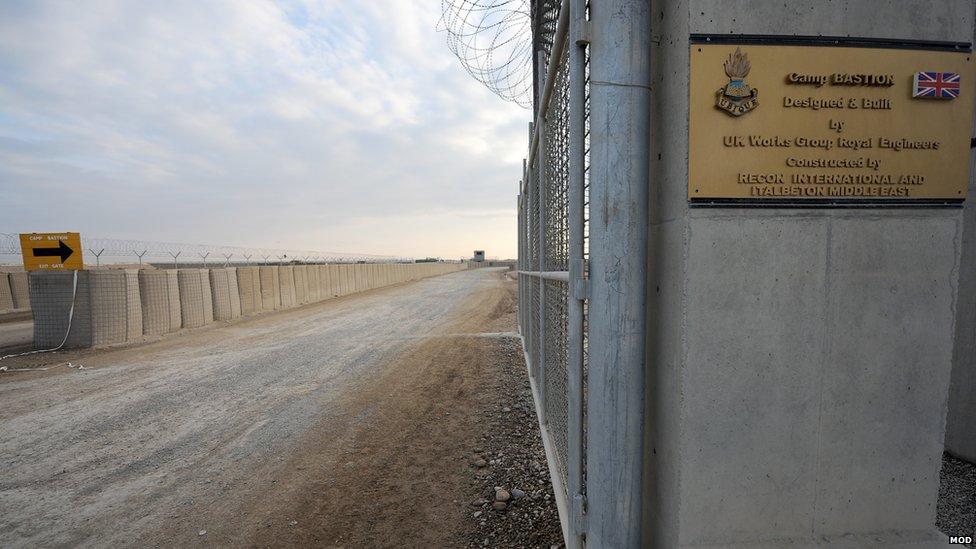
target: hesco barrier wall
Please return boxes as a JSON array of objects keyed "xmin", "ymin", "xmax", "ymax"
[
  {"xmin": 31, "ymin": 271, "xmax": 93, "ymax": 348},
  {"xmin": 10, "ymin": 272, "xmax": 30, "ymax": 310},
  {"xmin": 25, "ymin": 263, "xmax": 465, "ymax": 349},
  {"xmin": 293, "ymin": 265, "xmax": 308, "ymax": 305},
  {"xmin": 139, "ymin": 270, "xmax": 181, "ymax": 336},
  {"xmin": 278, "ymin": 266, "xmax": 296, "ymax": 308},
  {"xmin": 210, "ymin": 268, "xmax": 242, "ymax": 321},
  {"xmin": 89, "ymin": 270, "xmax": 142, "ymax": 347},
  {"xmin": 237, "ymin": 267, "xmax": 263, "ymax": 315},
  {"xmin": 31, "ymin": 269, "xmax": 141, "ymax": 348},
  {"xmin": 315, "ymin": 265, "xmax": 332, "ymax": 299},
  {"xmin": 326, "ymin": 265, "xmax": 340, "ymax": 297},
  {"xmin": 258, "ymin": 266, "xmax": 280, "ymax": 310},
  {"xmin": 178, "ymin": 269, "xmax": 213, "ymax": 329},
  {"xmin": 0, "ymin": 273, "xmax": 14, "ymax": 312},
  {"xmin": 307, "ymin": 266, "xmax": 320, "ymax": 302},
  {"xmin": 336, "ymin": 265, "xmax": 348, "ymax": 295}
]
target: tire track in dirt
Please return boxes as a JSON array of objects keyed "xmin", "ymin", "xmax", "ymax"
[{"xmin": 232, "ymin": 274, "xmax": 519, "ymax": 548}]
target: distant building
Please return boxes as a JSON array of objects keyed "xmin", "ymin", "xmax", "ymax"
[{"xmin": 473, "ymin": 250, "xmax": 485, "ymax": 262}]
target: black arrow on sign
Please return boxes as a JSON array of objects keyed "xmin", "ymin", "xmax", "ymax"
[{"xmin": 32, "ymin": 240, "xmax": 74, "ymax": 263}]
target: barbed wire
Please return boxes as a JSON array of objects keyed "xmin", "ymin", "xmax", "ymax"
[
  {"xmin": 439, "ymin": 0, "xmax": 533, "ymax": 108},
  {"xmin": 0, "ymin": 233, "xmax": 427, "ymax": 266}
]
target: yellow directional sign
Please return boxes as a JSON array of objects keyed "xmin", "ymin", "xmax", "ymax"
[{"xmin": 20, "ymin": 232, "xmax": 84, "ymax": 271}]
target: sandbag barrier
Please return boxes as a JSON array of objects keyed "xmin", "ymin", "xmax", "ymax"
[{"xmin": 25, "ymin": 263, "xmax": 466, "ymax": 349}]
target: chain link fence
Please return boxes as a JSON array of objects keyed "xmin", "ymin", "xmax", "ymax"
[{"xmin": 518, "ymin": 0, "xmax": 588, "ymax": 546}]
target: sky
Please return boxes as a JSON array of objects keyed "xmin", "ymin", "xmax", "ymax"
[{"xmin": 0, "ymin": 1, "xmax": 528, "ymax": 260}]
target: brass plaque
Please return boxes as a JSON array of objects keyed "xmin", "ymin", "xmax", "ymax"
[{"xmin": 689, "ymin": 44, "xmax": 975, "ymax": 201}]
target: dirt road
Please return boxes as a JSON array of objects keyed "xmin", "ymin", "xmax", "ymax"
[
  {"xmin": 0, "ymin": 268, "xmax": 556, "ymax": 548},
  {"xmin": 0, "ymin": 319, "xmax": 31, "ymax": 350}
]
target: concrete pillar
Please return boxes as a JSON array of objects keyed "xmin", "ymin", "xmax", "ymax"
[{"xmin": 642, "ymin": 1, "xmax": 974, "ymax": 547}]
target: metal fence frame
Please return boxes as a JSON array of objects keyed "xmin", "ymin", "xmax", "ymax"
[
  {"xmin": 518, "ymin": 0, "xmax": 648, "ymax": 546},
  {"xmin": 518, "ymin": 0, "xmax": 585, "ymax": 546}
]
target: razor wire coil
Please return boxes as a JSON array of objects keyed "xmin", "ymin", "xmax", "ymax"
[{"xmin": 439, "ymin": 0, "xmax": 533, "ymax": 108}]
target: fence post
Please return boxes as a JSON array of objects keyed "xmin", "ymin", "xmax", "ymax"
[
  {"xmin": 536, "ymin": 51, "xmax": 548, "ymax": 419},
  {"xmin": 523, "ymin": 185, "xmax": 528, "ymax": 336},
  {"xmin": 526, "ymin": 130, "xmax": 536, "ymax": 374},
  {"xmin": 517, "ymin": 190, "xmax": 524, "ymax": 335},
  {"xmin": 566, "ymin": 0, "xmax": 588, "ymax": 542},
  {"xmin": 586, "ymin": 0, "xmax": 650, "ymax": 546}
]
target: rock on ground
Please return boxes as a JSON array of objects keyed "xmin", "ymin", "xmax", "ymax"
[{"xmin": 462, "ymin": 337, "xmax": 562, "ymax": 548}]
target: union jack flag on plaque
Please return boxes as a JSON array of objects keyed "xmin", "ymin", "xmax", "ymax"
[{"xmin": 912, "ymin": 71, "xmax": 960, "ymax": 99}]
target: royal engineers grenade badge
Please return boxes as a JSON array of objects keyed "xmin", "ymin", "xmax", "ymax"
[{"xmin": 716, "ymin": 47, "xmax": 758, "ymax": 116}]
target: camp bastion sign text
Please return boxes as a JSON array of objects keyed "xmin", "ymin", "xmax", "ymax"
[{"xmin": 689, "ymin": 43, "xmax": 975, "ymax": 202}]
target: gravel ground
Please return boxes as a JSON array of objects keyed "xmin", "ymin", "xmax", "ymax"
[
  {"xmin": 938, "ymin": 452, "xmax": 976, "ymax": 547},
  {"xmin": 0, "ymin": 269, "xmax": 513, "ymax": 547},
  {"xmin": 462, "ymin": 336, "xmax": 563, "ymax": 548}
]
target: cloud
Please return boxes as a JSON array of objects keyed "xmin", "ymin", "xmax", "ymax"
[{"xmin": 0, "ymin": 0, "xmax": 526, "ymax": 259}]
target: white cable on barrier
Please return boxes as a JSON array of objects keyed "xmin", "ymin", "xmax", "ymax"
[{"xmin": 0, "ymin": 270, "xmax": 78, "ymax": 369}]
